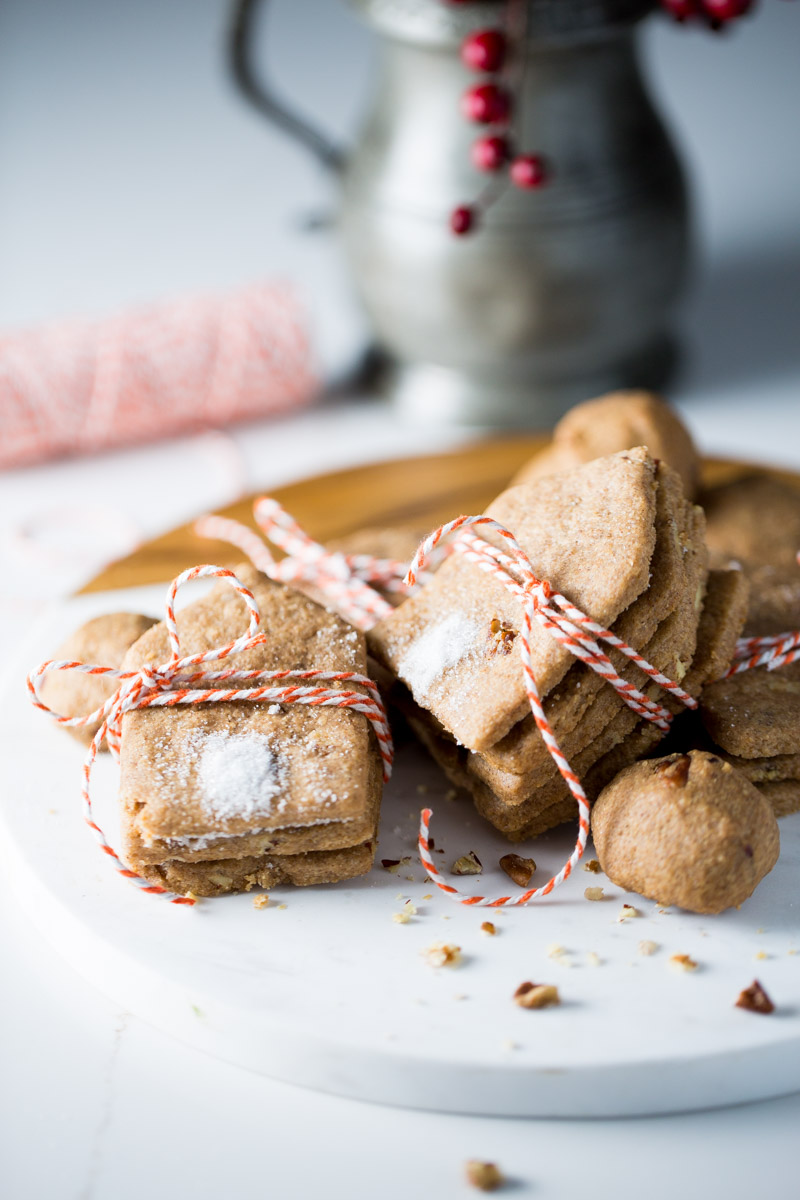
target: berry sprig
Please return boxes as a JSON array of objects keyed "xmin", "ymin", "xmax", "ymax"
[
  {"xmin": 661, "ymin": 0, "xmax": 756, "ymax": 30},
  {"xmin": 448, "ymin": 0, "xmax": 550, "ymax": 237}
]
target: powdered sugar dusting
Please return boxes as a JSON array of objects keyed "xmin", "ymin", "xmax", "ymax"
[
  {"xmin": 196, "ymin": 731, "xmax": 288, "ymax": 822},
  {"xmin": 397, "ymin": 612, "xmax": 483, "ymax": 700}
]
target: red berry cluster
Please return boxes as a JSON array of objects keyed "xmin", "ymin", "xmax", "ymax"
[
  {"xmin": 449, "ymin": 4, "xmax": 550, "ymax": 237},
  {"xmin": 661, "ymin": 0, "xmax": 756, "ymax": 29}
]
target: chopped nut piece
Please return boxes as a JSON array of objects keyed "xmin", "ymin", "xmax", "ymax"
[
  {"xmin": 252, "ymin": 894, "xmax": 270, "ymax": 910},
  {"xmin": 669, "ymin": 953, "xmax": 698, "ymax": 973},
  {"xmin": 547, "ymin": 943, "xmax": 567, "ymax": 959},
  {"xmin": 584, "ymin": 887, "xmax": 604, "ymax": 902},
  {"xmin": 480, "ymin": 921, "xmax": 497, "ymax": 936},
  {"xmin": 637, "ymin": 940, "xmax": 659, "ymax": 956},
  {"xmin": 452, "ymin": 850, "xmax": 483, "ymax": 876},
  {"xmin": 277, "ymin": 903, "xmax": 287, "ymax": 910},
  {"xmin": 423, "ymin": 941, "xmax": 463, "ymax": 968},
  {"xmin": 617, "ymin": 904, "xmax": 640, "ymax": 922},
  {"xmin": 513, "ymin": 981, "xmax": 560, "ymax": 1009},
  {"xmin": 586, "ymin": 951, "xmax": 602, "ymax": 967},
  {"xmin": 755, "ymin": 950, "xmax": 769, "ymax": 961},
  {"xmin": 381, "ymin": 856, "xmax": 411, "ymax": 874},
  {"xmin": 487, "ymin": 617, "xmax": 517, "ymax": 657},
  {"xmin": 500, "ymin": 853, "xmax": 536, "ymax": 888},
  {"xmin": 583, "ymin": 859, "xmax": 602, "ymax": 874},
  {"xmin": 422, "ymin": 894, "xmax": 433, "ymax": 901},
  {"xmin": 393, "ymin": 901, "xmax": 417, "ymax": 925},
  {"xmin": 445, "ymin": 789, "xmax": 458, "ymax": 801},
  {"xmin": 736, "ymin": 980, "xmax": 775, "ymax": 1014},
  {"xmin": 465, "ymin": 1160, "xmax": 505, "ymax": 1192}
]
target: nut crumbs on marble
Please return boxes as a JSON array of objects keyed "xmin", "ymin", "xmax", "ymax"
[
  {"xmin": 393, "ymin": 901, "xmax": 417, "ymax": 925},
  {"xmin": 584, "ymin": 887, "xmax": 604, "ymax": 902},
  {"xmin": 423, "ymin": 941, "xmax": 463, "ymax": 968},
  {"xmin": 480, "ymin": 921, "xmax": 497, "ymax": 936},
  {"xmin": 465, "ymin": 1159, "xmax": 505, "ymax": 1192},
  {"xmin": 586, "ymin": 951, "xmax": 602, "ymax": 967},
  {"xmin": 582, "ymin": 859, "xmax": 602, "ymax": 874},
  {"xmin": 513, "ymin": 982, "xmax": 560, "ymax": 1009},
  {"xmin": 637, "ymin": 940, "xmax": 659, "ymax": 956},
  {"xmin": 617, "ymin": 904, "xmax": 639, "ymax": 922},
  {"xmin": 252, "ymin": 894, "xmax": 270, "ymax": 910}
]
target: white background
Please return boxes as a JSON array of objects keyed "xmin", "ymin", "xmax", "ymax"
[{"xmin": 1, "ymin": 1, "xmax": 799, "ymax": 1197}]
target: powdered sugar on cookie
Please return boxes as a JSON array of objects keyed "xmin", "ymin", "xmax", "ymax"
[
  {"xmin": 196, "ymin": 731, "xmax": 289, "ymax": 822},
  {"xmin": 397, "ymin": 612, "xmax": 483, "ymax": 700}
]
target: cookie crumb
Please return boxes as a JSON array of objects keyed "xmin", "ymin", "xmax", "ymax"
[
  {"xmin": 735, "ymin": 980, "xmax": 775, "ymax": 1014},
  {"xmin": 393, "ymin": 901, "xmax": 417, "ymax": 925},
  {"xmin": 755, "ymin": 950, "xmax": 770, "ymax": 961},
  {"xmin": 586, "ymin": 951, "xmax": 602, "ymax": 967},
  {"xmin": 417, "ymin": 783, "xmax": 429, "ymax": 795},
  {"xmin": 480, "ymin": 921, "xmax": 497, "ymax": 936},
  {"xmin": 584, "ymin": 887, "xmax": 604, "ymax": 902},
  {"xmin": 452, "ymin": 850, "xmax": 483, "ymax": 875},
  {"xmin": 445, "ymin": 789, "xmax": 458, "ymax": 801},
  {"xmin": 669, "ymin": 953, "xmax": 698, "ymax": 973},
  {"xmin": 277, "ymin": 903, "xmax": 287, "ymax": 910},
  {"xmin": 381, "ymin": 856, "xmax": 411, "ymax": 874},
  {"xmin": 500, "ymin": 853, "xmax": 536, "ymax": 887},
  {"xmin": 423, "ymin": 941, "xmax": 462, "ymax": 968},
  {"xmin": 422, "ymin": 893, "xmax": 433, "ymax": 901},
  {"xmin": 637, "ymin": 940, "xmax": 659, "ymax": 956},
  {"xmin": 617, "ymin": 904, "xmax": 639, "ymax": 922},
  {"xmin": 252, "ymin": 894, "xmax": 270, "ymax": 910},
  {"xmin": 583, "ymin": 859, "xmax": 602, "ymax": 874},
  {"xmin": 465, "ymin": 1160, "xmax": 505, "ymax": 1192},
  {"xmin": 513, "ymin": 982, "xmax": 560, "ymax": 1009}
]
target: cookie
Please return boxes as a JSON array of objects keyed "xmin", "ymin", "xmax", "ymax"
[
  {"xmin": 513, "ymin": 391, "xmax": 699, "ymax": 500},
  {"xmin": 703, "ymin": 474, "xmax": 800, "ymax": 569},
  {"xmin": 738, "ymin": 563, "xmax": 800, "ymax": 638},
  {"xmin": 135, "ymin": 841, "xmax": 376, "ymax": 898},
  {"xmin": 369, "ymin": 448, "xmax": 659, "ymax": 752},
  {"xmin": 119, "ymin": 565, "xmax": 382, "ymax": 894},
  {"xmin": 755, "ymin": 780, "xmax": 800, "ymax": 818},
  {"xmin": 591, "ymin": 751, "xmax": 780, "ymax": 914},
  {"xmin": 718, "ymin": 751, "xmax": 800, "ymax": 785},
  {"xmin": 700, "ymin": 660, "xmax": 800, "ymax": 758},
  {"xmin": 39, "ymin": 612, "xmax": 158, "ymax": 746}
]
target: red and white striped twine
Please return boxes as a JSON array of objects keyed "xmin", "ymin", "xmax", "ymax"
[
  {"xmin": 726, "ymin": 552, "xmax": 800, "ymax": 677},
  {"xmin": 28, "ymin": 565, "xmax": 393, "ymax": 906}
]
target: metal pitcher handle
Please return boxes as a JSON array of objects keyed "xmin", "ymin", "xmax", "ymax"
[{"xmin": 228, "ymin": 0, "xmax": 344, "ymax": 173}]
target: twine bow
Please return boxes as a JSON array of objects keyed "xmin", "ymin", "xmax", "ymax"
[{"xmin": 27, "ymin": 565, "xmax": 393, "ymax": 905}]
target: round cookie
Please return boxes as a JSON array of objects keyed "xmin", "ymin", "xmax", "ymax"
[
  {"xmin": 513, "ymin": 391, "xmax": 699, "ymax": 499},
  {"xmin": 40, "ymin": 612, "xmax": 158, "ymax": 747},
  {"xmin": 591, "ymin": 751, "xmax": 779, "ymax": 915}
]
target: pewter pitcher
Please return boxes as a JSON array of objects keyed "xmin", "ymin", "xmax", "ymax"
[{"xmin": 231, "ymin": 0, "xmax": 691, "ymax": 426}]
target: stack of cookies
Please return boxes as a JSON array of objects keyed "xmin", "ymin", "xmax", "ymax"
[
  {"xmin": 685, "ymin": 472, "xmax": 800, "ymax": 819},
  {"xmin": 118, "ymin": 564, "xmax": 384, "ymax": 896},
  {"xmin": 368, "ymin": 447, "xmax": 737, "ymax": 841}
]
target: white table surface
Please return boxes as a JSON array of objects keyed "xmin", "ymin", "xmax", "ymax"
[{"xmin": 2, "ymin": 2, "xmax": 800, "ymax": 1197}]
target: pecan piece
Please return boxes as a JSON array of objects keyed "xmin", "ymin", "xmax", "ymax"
[
  {"xmin": 465, "ymin": 1160, "xmax": 505, "ymax": 1192},
  {"xmin": 513, "ymin": 981, "xmax": 560, "ymax": 1009},
  {"xmin": 500, "ymin": 853, "xmax": 536, "ymax": 888},
  {"xmin": 452, "ymin": 850, "xmax": 483, "ymax": 875},
  {"xmin": 735, "ymin": 979, "xmax": 774, "ymax": 1014},
  {"xmin": 487, "ymin": 617, "xmax": 517, "ymax": 656}
]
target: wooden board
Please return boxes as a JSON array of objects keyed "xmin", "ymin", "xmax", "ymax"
[{"xmin": 80, "ymin": 437, "xmax": 781, "ymax": 595}]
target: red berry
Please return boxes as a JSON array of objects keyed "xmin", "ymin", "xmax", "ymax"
[
  {"xmin": 461, "ymin": 29, "xmax": 507, "ymax": 73},
  {"xmin": 700, "ymin": 0, "xmax": 753, "ymax": 19},
  {"xmin": 510, "ymin": 154, "xmax": 548, "ymax": 189},
  {"xmin": 661, "ymin": 0, "xmax": 700, "ymax": 19},
  {"xmin": 450, "ymin": 206, "xmax": 476, "ymax": 236},
  {"xmin": 471, "ymin": 135, "xmax": 509, "ymax": 172},
  {"xmin": 461, "ymin": 82, "xmax": 511, "ymax": 125}
]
